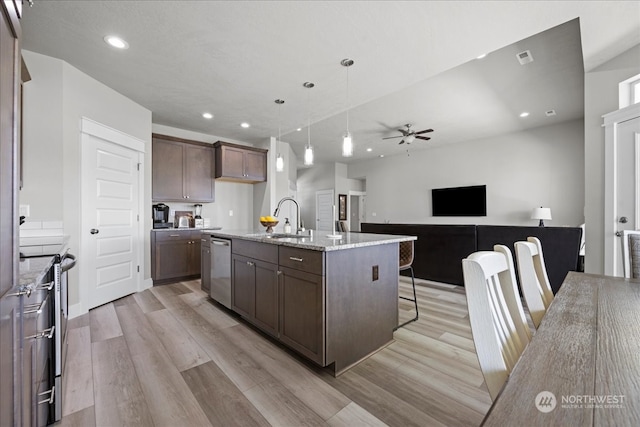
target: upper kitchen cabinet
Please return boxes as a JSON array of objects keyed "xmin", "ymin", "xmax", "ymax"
[
  {"xmin": 152, "ymin": 134, "xmax": 215, "ymax": 202},
  {"xmin": 214, "ymin": 141, "xmax": 267, "ymax": 183}
]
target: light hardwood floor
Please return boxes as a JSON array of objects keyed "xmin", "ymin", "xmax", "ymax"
[{"xmin": 55, "ymin": 277, "xmax": 495, "ymax": 427}]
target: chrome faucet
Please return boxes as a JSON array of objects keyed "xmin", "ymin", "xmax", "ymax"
[{"xmin": 274, "ymin": 197, "xmax": 305, "ymax": 234}]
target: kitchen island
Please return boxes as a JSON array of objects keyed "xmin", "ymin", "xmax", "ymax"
[{"xmin": 205, "ymin": 229, "xmax": 416, "ymax": 376}]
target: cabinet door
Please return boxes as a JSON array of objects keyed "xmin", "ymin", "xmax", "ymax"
[
  {"xmin": 154, "ymin": 239, "xmax": 190, "ymax": 280},
  {"xmin": 231, "ymin": 254, "xmax": 255, "ymax": 319},
  {"xmin": 221, "ymin": 145, "xmax": 246, "ymax": 179},
  {"xmin": 200, "ymin": 239, "xmax": 211, "ymax": 293},
  {"xmin": 244, "ymin": 150, "xmax": 266, "ymax": 182},
  {"xmin": 279, "ymin": 267, "xmax": 325, "ymax": 365},
  {"xmin": 187, "ymin": 234, "xmax": 201, "ymax": 277},
  {"xmin": 1, "ymin": 292, "xmax": 21, "ymax": 426},
  {"xmin": 152, "ymin": 138, "xmax": 184, "ymax": 201},
  {"xmin": 253, "ymin": 260, "xmax": 278, "ymax": 337},
  {"xmin": 184, "ymin": 144, "xmax": 214, "ymax": 202}
]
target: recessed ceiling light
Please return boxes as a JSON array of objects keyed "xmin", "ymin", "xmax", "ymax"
[
  {"xmin": 103, "ymin": 35, "xmax": 129, "ymax": 49},
  {"xmin": 296, "ymin": 128, "xmax": 302, "ymax": 132},
  {"xmin": 379, "ymin": 154, "xmax": 384, "ymax": 158},
  {"xmin": 476, "ymin": 53, "xmax": 487, "ymax": 59},
  {"xmin": 202, "ymin": 112, "xmax": 213, "ymax": 119},
  {"xmin": 545, "ymin": 109, "xmax": 557, "ymax": 117},
  {"xmin": 366, "ymin": 148, "xmax": 372, "ymax": 152},
  {"xmin": 240, "ymin": 122, "xmax": 250, "ymax": 128},
  {"xmin": 519, "ymin": 112, "xmax": 530, "ymax": 118}
]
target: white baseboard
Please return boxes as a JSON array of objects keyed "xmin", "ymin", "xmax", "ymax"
[
  {"xmin": 140, "ymin": 277, "xmax": 153, "ymax": 291},
  {"xmin": 68, "ymin": 302, "xmax": 87, "ymax": 319}
]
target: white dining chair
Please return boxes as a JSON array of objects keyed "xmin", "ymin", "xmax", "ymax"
[
  {"xmin": 622, "ymin": 230, "xmax": 640, "ymax": 279},
  {"xmin": 462, "ymin": 245, "xmax": 532, "ymax": 401},
  {"xmin": 514, "ymin": 237, "xmax": 554, "ymax": 329}
]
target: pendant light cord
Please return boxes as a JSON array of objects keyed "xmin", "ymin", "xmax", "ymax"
[{"xmin": 346, "ymin": 64, "xmax": 350, "ymax": 132}]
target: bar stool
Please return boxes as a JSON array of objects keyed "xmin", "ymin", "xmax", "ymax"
[{"xmin": 395, "ymin": 240, "xmax": 418, "ymax": 330}]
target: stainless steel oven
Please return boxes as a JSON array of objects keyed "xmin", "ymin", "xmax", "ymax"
[{"xmin": 53, "ymin": 250, "xmax": 75, "ymax": 422}]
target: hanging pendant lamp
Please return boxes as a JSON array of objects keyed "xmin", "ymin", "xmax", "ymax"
[
  {"xmin": 303, "ymin": 82, "xmax": 314, "ymax": 166},
  {"xmin": 341, "ymin": 59, "xmax": 354, "ymax": 157},
  {"xmin": 275, "ymin": 99, "xmax": 284, "ymax": 172}
]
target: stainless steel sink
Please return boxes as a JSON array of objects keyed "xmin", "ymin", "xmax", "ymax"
[{"xmin": 265, "ymin": 233, "xmax": 309, "ymax": 239}]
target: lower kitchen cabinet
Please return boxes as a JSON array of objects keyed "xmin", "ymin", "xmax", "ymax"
[
  {"xmin": 200, "ymin": 237, "xmax": 211, "ymax": 293},
  {"xmin": 230, "ymin": 240, "xmax": 325, "ymax": 363},
  {"xmin": 278, "ymin": 266, "xmax": 324, "ymax": 364},
  {"xmin": 231, "ymin": 245, "xmax": 279, "ymax": 337},
  {"xmin": 151, "ymin": 231, "xmax": 202, "ymax": 284}
]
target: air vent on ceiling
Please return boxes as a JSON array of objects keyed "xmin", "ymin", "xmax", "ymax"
[
  {"xmin": 545, "ymin": 110, "xmax": 557, "ymax": 117},
  {"xmin": 516, "ymin": 50, "xmax": 533, "ymax": 65}
]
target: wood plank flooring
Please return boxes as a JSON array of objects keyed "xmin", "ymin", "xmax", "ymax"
[{"xmin": 55, "ymin": 277, "xmax": 496, "ymax": 427}]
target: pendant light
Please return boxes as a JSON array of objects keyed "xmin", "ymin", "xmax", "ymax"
[
  {"xmin": 341, "ymin": 58, "xmax": 354, "ymax": 157},
  {"xmin": 303, "ymin": 82, "xmax": 314, "ymax": 166},
  {"xmin": 275, "ymin": 99, "xmax": 284, "ymax": 172}
]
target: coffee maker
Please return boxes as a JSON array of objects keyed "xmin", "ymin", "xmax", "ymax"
[{"xmin": 152, "ymin": 203, "xmax": 171, "ymax": 228}]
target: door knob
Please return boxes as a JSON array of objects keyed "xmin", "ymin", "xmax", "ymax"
[
  {"xmin": 619, "ymin": 216, "xmax": 628, "ymax": 223},
  {"xmin": 90, "ymin": 229, "xmax": 99, "ymax": 235}
]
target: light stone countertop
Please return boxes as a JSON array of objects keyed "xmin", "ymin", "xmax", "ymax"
[
  {"xmin": 151, "ymin": 227, "xmax": 223, "ymax": 232},
  {"xmin": 18, "ymin": 235, "xmax": 70, "ymax": 288},
  {"xmin": 204, "ymin": 229, "xmax": 416, "ymax": 252}
]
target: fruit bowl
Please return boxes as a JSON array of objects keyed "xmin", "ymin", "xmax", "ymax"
[{"xmin": 260, "ymin": 220, "xmax": 279, "ymax": 233}]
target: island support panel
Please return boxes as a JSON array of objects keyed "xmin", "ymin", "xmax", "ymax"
[{"xmin": 325, "ymin": 243, "xmax": 398, "ymax": 375}]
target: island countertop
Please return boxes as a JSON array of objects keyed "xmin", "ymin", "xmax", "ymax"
[{"xmin": 203, "ymin": 229, "xmax": 416, "ymax": 251}]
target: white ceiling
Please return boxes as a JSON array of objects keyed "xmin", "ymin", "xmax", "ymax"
[{"xmin": 21, "ymin": 1, "xmax": 640, "ymax": 166}]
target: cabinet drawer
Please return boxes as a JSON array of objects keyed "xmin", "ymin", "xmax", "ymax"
[
  {"xmin": 155, "ymin": 231, "xmax": 190, "ymax": 242},
  {"xmin": 279, "ymin": 246, "xmax": 324, "ymax": 275},
  {"xmin": 232, "ymin": 239, "xmax": 278, "ymax": 263}
]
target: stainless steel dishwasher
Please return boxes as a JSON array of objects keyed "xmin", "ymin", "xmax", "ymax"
[{"xmin": 210, "ymin": 237, "xmax": 231, "ymax": 308}]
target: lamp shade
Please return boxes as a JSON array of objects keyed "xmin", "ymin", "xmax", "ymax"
[{"xmin": 531, "ymin": 207, "xmax": 552, "ymax": 220}]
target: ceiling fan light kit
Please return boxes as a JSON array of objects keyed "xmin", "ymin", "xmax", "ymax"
[
  {"xmin": 382, "ymin": 123, "xmax": 433, "ymax": 145},
  {"xmin": 341, "ymin": 58, "xmax": 354, "ymax": 157}
]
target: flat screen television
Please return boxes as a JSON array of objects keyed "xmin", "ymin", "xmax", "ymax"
[{"xmin": 432, "ymin": 185, "xmax": 486, "ymax": 216}]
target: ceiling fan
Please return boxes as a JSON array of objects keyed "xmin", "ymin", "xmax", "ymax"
[{"xmin": 382, "ymin": 124, "xmax": 433, "ymax": 145}]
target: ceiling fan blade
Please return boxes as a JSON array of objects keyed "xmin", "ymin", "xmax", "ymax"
[
  {"xmin": 382, "ymin": 135, "xmax": 404, "ymax": 140},
  {"xmin": 414, "ymin": 129, "xmax": 434, "ymax": 135},
  {"xmin": 415, "ymin": 136, "xmax": 431, "ymax": 141}
]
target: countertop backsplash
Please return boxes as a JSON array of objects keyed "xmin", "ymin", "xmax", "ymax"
[{"xmin": 19, "ymin": 220, "xmax": 64, "ymax": 243}]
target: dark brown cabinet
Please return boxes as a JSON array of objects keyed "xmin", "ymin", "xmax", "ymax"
[
  {"xmin": 151, "ymin": 231, "xmax": 201, "ymax": 284},
  {"xmin": 279, "ymin": 266, "xmax": 324, "ymax": 364},
  {"xmin": 200, "ymin": 237, "xmax": 211, "ymax": 293},
  {"xmin": 214, "ymin": 141, "xmax": 267, "ymax": 183},
  {"xmin": 230, "ymin": 240, "xmax": 325, "ymax": 362},
  {"xmin": 231, "ymin": 240, "xmax": 279, "ymax": 337},
  {"xmin": 152, "ymin": 134, "xmax": 214, "ymax": 202}
]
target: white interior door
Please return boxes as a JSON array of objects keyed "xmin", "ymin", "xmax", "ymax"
[
  {"xmin": 604, "ymin": 104, "xmax": 640, "ymax": 276},
  {"xmin": 315, "ymin": 189, "xmax": 334, "ymax": 231},
  {"xmin": 80, "ymin": 119, "xmax": 144, "ymax": 309}
]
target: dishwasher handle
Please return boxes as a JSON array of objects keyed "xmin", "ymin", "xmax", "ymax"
[{"xmin": 211, "ymin": 239, "xmax": 230, "ymax": 246}]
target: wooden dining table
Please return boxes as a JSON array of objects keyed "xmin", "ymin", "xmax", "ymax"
[{"xmin": 482, "ymin": 271, "xmax": 640, "ymax": 426}]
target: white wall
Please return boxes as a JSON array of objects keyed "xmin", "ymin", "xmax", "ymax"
[
  {"xmin": 21, "ymin": 51, "xmax": 152, "ymax": 309},
  {"xmin": 21, "ymin": 52, "xmax": 64, "ymax": 220},
  {"xmin": 348, "ymin": 119, "xmax": 585, "ymax": 227},
  {"xmin": 584, "ymin": 44, "xmax": 640, "ymax": 274}
]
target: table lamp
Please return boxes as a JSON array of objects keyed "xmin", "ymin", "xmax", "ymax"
[{"xmin": 531, "ymin": 207, "xmax": 552, "ymax": 227}]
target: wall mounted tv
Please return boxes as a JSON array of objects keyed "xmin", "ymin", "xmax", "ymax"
[{"xmin": 431, "ymin": 185, "xmax": 487, "ymax": 217}]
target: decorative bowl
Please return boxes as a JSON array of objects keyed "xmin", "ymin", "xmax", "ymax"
[{"xmin": 260, "ymin": 220, "xmax": 279, "ymax": 233}]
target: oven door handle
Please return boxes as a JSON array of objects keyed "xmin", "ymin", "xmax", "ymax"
[{"xmin": 61, "ymin": 253, "xmax": 77, "ymax": 272}]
